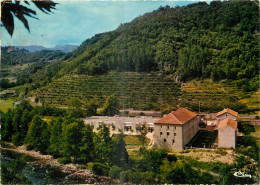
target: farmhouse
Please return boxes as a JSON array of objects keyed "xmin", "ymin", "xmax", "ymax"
[
  {"xmin": 83, "ymin": 116, "xmax": 160, "ymax": 135},
  {"xmin": 216, "ymin": 108, "xmax": 238, "ymax": 121},
  {"xmin": 153, "ymin": 108, "xmax": 200, "ymax": 151},
  {"xmin": 215, "ymin": 118, "xmax": 238, "ymax": 148}
]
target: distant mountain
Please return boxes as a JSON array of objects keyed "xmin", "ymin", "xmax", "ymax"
[
  {"xmin": 16, "ymin": 45, "xmax": 46, "ymax": 52},
  {"xmin": 1, "ymin": 47, "xmax": 66, "ymax": 66},
  {"xmin": 51, "ymin": 45, "xmax": 78, "ymax": 53},
  {"xmin": 15, "ymin": 44, "xmax": 78, "ymax": 53}
]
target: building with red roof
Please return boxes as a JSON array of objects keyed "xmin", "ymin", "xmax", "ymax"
[
  {"xmin": 216, "ymin": 108, "xmax": 238, "ymax": 121},
  {"xmin": 215, "ymin": 118, "xmax": 238, "ymax": 148},
  {"xmin": 153, "ymin": 108, "xmax": 200, "ymax": 151}
]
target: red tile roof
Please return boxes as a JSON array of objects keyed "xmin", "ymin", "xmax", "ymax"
[
  {"xmin": 216, "ymin": 118, "xmax": 237, "ymax": 130},
  {"xmin": 216, "ymin": 108, "xmax": 238, "ymax": 117},
  {"xmin": 155, "ymin": 108, "xmax": 197, "ymax": 125}
]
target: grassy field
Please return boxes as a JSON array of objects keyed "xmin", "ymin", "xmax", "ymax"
[{"xmin": 0, "ymin": 98, "xmax": 15, "ymax": 112}]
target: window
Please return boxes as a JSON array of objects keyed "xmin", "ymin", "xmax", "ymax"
[
  {"xmin": 160, "ymin": 132, "xmax": 163, "ymax": 136},
  {"xmin": 167, "ymin": 132, "xmax": 170, "ymax": 136},
  {"xmin": 164, "ymin": 139, "xmax": 166, "ymax": 142},
  {"xmin": 161, "ymin": 125, "xmax": 162, "ymax": 128},
  {"xmin": 172, "ymin": 139, "xmax": 175, "ymax": 144},
  {"xmin": 167, "ymin": 126, "xmax": 169, "ymax": 130},
  {"xmin": 124, "ymin": 126, "xmax": 132, "ymax": 132},
  {"xmin": 174, "ymin": 133, "xmax": 176, "ymax": 136}
]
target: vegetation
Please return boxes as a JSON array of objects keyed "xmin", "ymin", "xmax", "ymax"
[
  {"xmin": 59, "ymin": 1, "xmax": 258, "ymax": 91},
  {"xmin": 1, "ymin": 100, "xmax": 258, "ymax": 184}
]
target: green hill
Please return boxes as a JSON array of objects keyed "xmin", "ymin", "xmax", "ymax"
[{"xmin": 27, "ymin": 1, "xmax": 259, "ymax": 112}]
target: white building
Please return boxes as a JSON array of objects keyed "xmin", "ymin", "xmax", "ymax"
[{"xmin": 83, "ymin": 116, "xmax": 160, "ymax": 135}]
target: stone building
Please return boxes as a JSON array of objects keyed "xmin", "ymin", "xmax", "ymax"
[
  {"xmin": 153, "ymin": 108, "xmax": 200, "ymax": 151},
  {"xmin": 215, "ymin": 118, "xmax": 238, "ymax": 148},
  {"xmin": 216, "ymin": 108, "xmax": 238, "ymax": 121}
]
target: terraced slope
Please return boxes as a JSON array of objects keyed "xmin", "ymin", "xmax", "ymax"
[
  {"xmin": 180, "ymin": 80, "xmax": 250, "ymax": 113},
  {"xmin": 31, "ymin": 72, "xmax": 181, "ymax": 110}
]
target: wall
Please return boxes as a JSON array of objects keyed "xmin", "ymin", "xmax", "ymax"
[
  {"xmin": 153, "ymin": 124, "xmax": 183, "ymax": 151},
  {"xmin": 218, "ymin": 126, "xmax": 236, "ymax": 148}
]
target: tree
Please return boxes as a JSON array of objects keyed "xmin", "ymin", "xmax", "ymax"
[
  {"xmin": 102, "ymin": 95, "xmax": 119, "ymax": 116},
  {"xmin": 136, "ymin": 123, "xmax": 148, "ymax": 148},
  {"xmin": 112, "ymin": 132, "xmax": 129, "ymax": 168},
  {"xmin": 1, "ymin": 0, "xmax": 56, "ymax": 36},
  {"xmin": 47, "ymin": 117, "xmax": 64, "ymax": 157},
  {"xmin": 67, "ymin": 97, "xmax": 84, "ymax": 118},
  {"xmin": 94, "ymin": 123, "xmax": 112, "ymax": 165},
  {"xmin": 26, "ymin": 116, "xmax": 50, "ymax": 153},
  {"xmin": 1, "ymin": 109, "xmax": 14, "ymax": 141},
  {"xmin": 63, "ymin": 121, "xmax": 84, "ymax": 163},
  {"xmin": 85, "ymin": 101, "xmax": 98, "ymax": 117},
  {"xmin": 79, "ymin": 124, "xmax": 95, "ymax": 163}
]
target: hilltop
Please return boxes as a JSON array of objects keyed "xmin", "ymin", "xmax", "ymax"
[{"xmin": 3, "ymin": 1, "xmax": 260, "ymax": 113}]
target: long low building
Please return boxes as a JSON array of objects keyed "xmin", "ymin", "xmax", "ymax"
[{"xmin": 83, "ymin": 116, "xmax": 160, "ymax": 135}]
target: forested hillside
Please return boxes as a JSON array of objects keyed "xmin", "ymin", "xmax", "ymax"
[
  {"xmin": 1, "ymin": 47, "xmax": 65, "ymax": 66},
  {"xmin": 59, "ymin": 1, "xmax": 259, "ymax": 91}
]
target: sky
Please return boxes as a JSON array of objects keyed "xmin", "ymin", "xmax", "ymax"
[{"xmin": 1, "ymin": 0, "xmax": 205, "ymax": 48}]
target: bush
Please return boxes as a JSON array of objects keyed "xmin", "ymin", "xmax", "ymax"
[
  {"xmin": 91, "ymin": 162, "xmax": 109, "ymax": 176},
  {"xmin": 120, "ymin": 170, "xmax": 131, "ymax": 183},
  {"xmin": 167, "ymin": 154, "xmax": 177, "ymax": 162},
  {"xmin": 109, "ymin": 165, "xmax": 123, "ymax": 179},
  {"xmin": 57, "ymin": 157, "xmax": 71, "ymax": 164}
]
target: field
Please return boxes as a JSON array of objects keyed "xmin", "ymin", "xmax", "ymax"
[
  {"xmin": 29, "ymin": 72, "xmax": 256, "ymax": 113},
  {"xmin": 31, "ymin": 72, "xmax": 181, "ymax": 110},
  {"xmin": 0, "ymin": 98, "xmax": 15, "ymax": 112},
  {"xmin": 239, "ymin": 90, "xmax": 260, "ymax": 115}
]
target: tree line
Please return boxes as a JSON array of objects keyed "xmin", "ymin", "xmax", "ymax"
[{"xmin": 57, "ymin": 1, "xmax": 258, "ymax": 92}]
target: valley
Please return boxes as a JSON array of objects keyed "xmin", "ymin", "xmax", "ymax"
[{"xmin": 1, "ymin": 1, "xmax": 259, "ymax": 184}]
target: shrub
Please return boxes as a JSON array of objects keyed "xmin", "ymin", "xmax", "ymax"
[
  {"xmin": 167, "ymin": 154, "xmax": 177, "ymax": 162},
  {"xmin": 109, "ymin": 166, "xmax": 123, "ymax": 179},
  {"xmin": 120, "ymin": 170, "xmax": 131, "ymax": 183},
  {"xmin": 57, "ymin": 157, "xmax": 71, "ymax": 164},
  {"xmin": 91, "ymin": 162, "xmax": 109, "ymax": 176}
]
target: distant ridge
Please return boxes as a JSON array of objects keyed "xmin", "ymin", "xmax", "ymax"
[{"xmin": 15, "ymin": 44, "xmax": 78, "ymax": 53}]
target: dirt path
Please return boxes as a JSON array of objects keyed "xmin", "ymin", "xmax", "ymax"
[{"xmin": 1, "ymin": 144, "xmax": 118, "ymax": 184}]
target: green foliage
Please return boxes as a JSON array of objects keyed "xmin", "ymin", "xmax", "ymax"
[
  {"xmin": 112, "ymin": 133, "xmax": 129, "ymax": 168},
  {"xmin": 63, "ymin": 121, "xmax": 84, "ymax": 163},
  {"xmin": 79, "ymin": 124, "xmax": 95, "ymax": 163},
  {"xmin": 55, "ymin": 1, "xmax": 258, "ymax": 91},
  {"xmin": 1, "ymin": 108, "xmax": 14, "ymax": 141},
  {"xmin": 238, "ymin": 122, "xmax": 255, "ymax": 135},
  {"xmin": 102, "ymin": 95, "xmax": 119, "ymax": 116},
  {"xmin": 236, "ymin": 136, "xmax": 258, "ymax": 160},
  {"xmin": 85, "ymin": 101, "xmax": 98, "ymax": 117},
  {"xmin": 109, "ymin": 166, "xmax": 123, "ymax": 179},
  {"xmin": 143, "ymin": 148, "xmax": 168, "ymax": 173},
  {"xmin": 136, "ymin": 123, "xmax": 148, "ymax": 148},
  {"xmin": 91, "ymin": 162, "xmax": 110, "ymax": 176},
  {"xmin": 34, "ymin": 73, "xmax": 180, "ymax": 110},
  {"xmin": 33, "ymin": 106, "xmax": 66, "ymax": 117},
  {"xmin": 57, "ymin": 157, "xmax": 71, "ymax": 164},
  {"xmin": 94, "ymin": 124, "xmax": 113, "ymax": 165},
  {"xmin": 47, "ymin": 117, "xmax": 64, "ymax": 157},
  {"xmin": 26, "ymin": 116, "xmax": 50, "ymax": 153}
]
